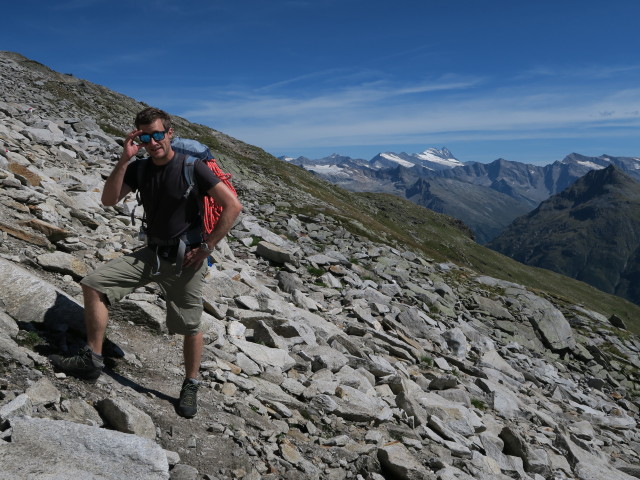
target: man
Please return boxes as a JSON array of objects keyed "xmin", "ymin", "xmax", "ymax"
[{"xmin": 50, "ymin": 107, "xmax": 242, "ymax": 418}]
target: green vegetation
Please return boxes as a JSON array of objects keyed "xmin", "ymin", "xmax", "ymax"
[
  {"xmin": 471, "ymin": 398, "xmax": 487, "ymax": 410},
  {"xmin": 15, "ymin": 330, "xmax": 43, "ymax": 348},
  {"xmin": 307, "ymin": 266, "xmax": 325, "ymax": 277},
  {"xmin": 420, "ymin": 356, "xmax": 434, "ymax": 367},
  {"xmin": 249, "ymin": 235, "xmax": 263, "ymax": 247}
]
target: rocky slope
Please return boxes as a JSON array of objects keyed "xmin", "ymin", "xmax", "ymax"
[{"xmin": 0, "ymin": 51, "xmax": 639, "ymax": 480}]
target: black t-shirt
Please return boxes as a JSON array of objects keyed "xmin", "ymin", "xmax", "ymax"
[{"xmin": 124, "ymin": 153, "xmax": 220, "ymax": 240}]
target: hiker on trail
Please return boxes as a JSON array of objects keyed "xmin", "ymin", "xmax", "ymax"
[{"xmin": 50, "ymin": 107, "xmax": 243, "ymax": 418}]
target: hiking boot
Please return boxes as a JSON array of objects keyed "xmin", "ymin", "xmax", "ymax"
[
  {"xmin": 49, "ymin": 345, "xmax": 104, "ymax": 381},
  {"xmin": 177, "ymin": 378, "xmax": 199, "ymax": 418},
  {"xmin": 102, "ymin": 337, "xmax": 125, "ymax": 359}
]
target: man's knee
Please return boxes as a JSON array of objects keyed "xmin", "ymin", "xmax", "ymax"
[{"xmin": 81, "ymin": 283, "xmax": 108, "ymax": 305}]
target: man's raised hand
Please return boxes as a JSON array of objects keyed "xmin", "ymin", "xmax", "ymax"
[{"xmin": 121, "ymin": 129, "xmax": 143, "ymax": 161}]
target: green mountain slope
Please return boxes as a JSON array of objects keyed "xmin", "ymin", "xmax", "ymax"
[{"xmin": 489, "ymin": 165, "xmax": 640, "ymax": 308}]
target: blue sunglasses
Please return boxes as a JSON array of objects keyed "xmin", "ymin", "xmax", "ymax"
[{"xmin": 138, "ymin": 130, "xmax": 168, "ymax": 143}]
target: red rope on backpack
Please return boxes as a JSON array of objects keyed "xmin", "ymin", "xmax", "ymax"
[{"xmin": 203, "ymin": 159, "xmax": 237, "ymax": 235}]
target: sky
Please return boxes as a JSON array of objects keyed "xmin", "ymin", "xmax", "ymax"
[{"xmin": 3, "ymin": 1, "xmax": 640, "ymax": 165}]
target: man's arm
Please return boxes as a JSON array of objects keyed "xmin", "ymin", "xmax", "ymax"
[
  {"xmin": 101, "ymin": 129, "xmax": 142, "ymax": 206},
  {"xmin": 183, "ymin": 181, "xmax": 243, "ymax": 268}
]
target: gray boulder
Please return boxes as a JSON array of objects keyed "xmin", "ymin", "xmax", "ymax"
[
  {"xmin": 0, "ymin": 258, "xmax": 85, "ymax": 333},
  {"xmin": 0, "ymin": 416, "xmax": 169, "ymax": 479},
  {"xmin": 514, "ymin": 290, "xmax": 576, "ymax": 351},
  {"xmin": 378, "ymin": 441, "xmax": 433, "ymax": 480},
  {"xmin": 96, "ymin": 398, "xmax": 156, "ymax": 440}
]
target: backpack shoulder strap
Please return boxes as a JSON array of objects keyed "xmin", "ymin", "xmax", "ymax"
[
  {"xmin": 135, "ymin": 157, "xmax": 149, "ymax": 195},
  {"xmin": 131, "ymin": 157, "xmax": 149, "ymax": 227},
  {"xmin": 183, "ymin": 155, "xmax": 198, "ymax": 199}
]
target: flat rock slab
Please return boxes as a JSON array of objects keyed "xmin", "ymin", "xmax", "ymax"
[
  {"xmin": 231, "ymin": 337, "xmax": 296, "ymax": 371},
  {"xmin": 0, "ymin": 416, "xmax": 168, "ymax": 480}
]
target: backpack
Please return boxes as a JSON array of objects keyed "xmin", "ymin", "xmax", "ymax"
[
  {"xmin": 131, "ymin": 137, "xmax": 237, "ymax": 274},
  {"xmin": 170, "ymin": 137, "xmax": 237, "ymax": 235},
  {"xmin": 133, "ymin": 137, "xmax": 237, "ymax": 237}
]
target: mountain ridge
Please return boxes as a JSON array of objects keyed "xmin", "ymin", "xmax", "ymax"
[
  {"xmin": 282, "ymin": 149, "xmax": 640, "ymax": 243},
  {"xmin": 488, "ymin": 165, "xmax": 640, "ymax": 305}
]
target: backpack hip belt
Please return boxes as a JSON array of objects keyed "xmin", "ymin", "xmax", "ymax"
[{"xmin": 146, "ymin": 227, "xmax": 203, "ymax": 276}]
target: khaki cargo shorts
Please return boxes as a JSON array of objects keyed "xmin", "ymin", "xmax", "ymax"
[{"xmin": 80, "ymin": 247, "xmax": 208, "ymax": 336}]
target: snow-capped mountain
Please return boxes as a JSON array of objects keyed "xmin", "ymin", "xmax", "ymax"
[
  {"xmin": 370, "ymin": 147, "xmax": 463, "ymax": 171},
  {"xmin": 277, "ymin": 149, "xmax": 640, "ymax": 245},
  {"xmin": 560, "ymin": 152, "xmax": 640, "ymax": 172},
  {"xmin": 278, "ymin": 147, "xmax": 463, "ymax": 177},
  {"xmin": 277, "ymin": 153, "xmax": 370, "ymax": 178}
]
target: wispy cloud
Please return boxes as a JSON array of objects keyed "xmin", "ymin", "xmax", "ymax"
[
  {"xmin": 172, "ymin": 69, "xmax": 640, "ymax": 154},
  {"xmin": 181, "ymin": 74, "xmax": 485, "ymax": 119},
  {"xmin": 256, "ymin": 68, "xmax": 348, "ymax": 92},
  {"xmin": 514, "ymin": 63, "xmax": 640, "ymax": 82}
]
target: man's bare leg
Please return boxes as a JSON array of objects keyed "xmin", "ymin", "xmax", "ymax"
[
  {"xmin": 82, "ymin": 284, "xmax": 109, "ymax": 355},
  {"xmin": 178, "ymin": 331, "xmax": 203, "ymax": 417},
  {"xmin": 183, "ymin": 331, "xmax": 203, "ymax": 379},
  {"xmin": 49, "ymin": 284, "xmax": 107, "ymax": 380}
]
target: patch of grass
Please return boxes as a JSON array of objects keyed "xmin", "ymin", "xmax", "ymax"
[
  {"xmin": 599, "ymin": 342, "xmax": 627, "ymax": 360},
  {"xmin": 471, "ymin": 398, "xmax": 487, "ymax": 410},
  {"xmin": 250, "ymin": 236, "xmax": 263, "ymax": 247},
  {"xmin": 307, "ymin": 266, "xmax": 325, "ymax": 277},
  {"xmin": 420, "ymin": 356, "xmax": 434, "ymax": 367},
  {"xmin": 15, "ymin": 331, "xmax": 43, "ymax": 348}
]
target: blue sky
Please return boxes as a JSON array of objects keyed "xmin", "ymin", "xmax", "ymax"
[{"xmin": 3, "ymin": 1, "xmax": 640, "ymax": 165}]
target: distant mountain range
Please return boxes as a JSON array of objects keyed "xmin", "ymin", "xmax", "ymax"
[
  {"xmin": 280, "ymin": 150, "xmax": 640, "ymax": 243},
  {"xmin": 281, "ymin": 147, "xmax": 462, "ymax": 173},
  {"xmin": 488, "ymin": 165, "xmax": 640, "ymax": 305}
]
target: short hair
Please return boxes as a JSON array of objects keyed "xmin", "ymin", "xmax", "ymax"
[{"xmin": 134, "ymin": 107, "xmax": 172, "ymax": 130}]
